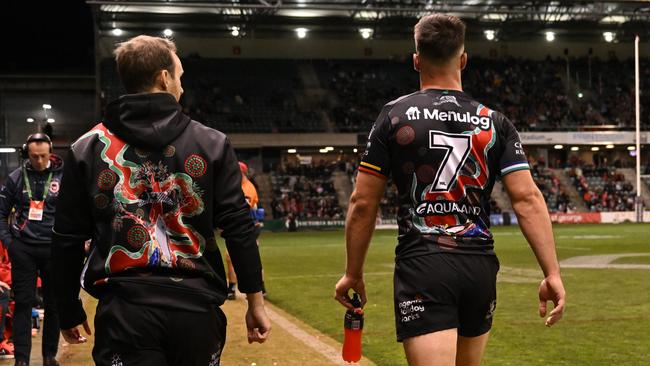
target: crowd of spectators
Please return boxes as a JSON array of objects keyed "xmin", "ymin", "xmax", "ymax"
[
  {"xmin": 320, "ymin": 56, "xmax": 650, "ymax": 133},
  {"xmin": 568, "ymin": 164, "xmax": 636, "ymax": 212},
  {"xmin": 380, "ymin": 181, "xmax": 400, "ymax": 219},
  {"xmin": 269, "ymin": 161, "xmax": 344, "ymax": 220},
  {"xmin": 529, "ymin": 157, "xmax": 575, "ymax": 212},
  {"xmin": 266, "ymin": 155, "xmax": 641, "ymax": 221},
  {"xmin": 102, "ymin": 56, "xmax": 649, "ymax": 134}
]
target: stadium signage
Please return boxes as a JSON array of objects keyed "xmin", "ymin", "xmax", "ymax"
[
  {"xmin": 519, "ymin": 131, "xmax": 650, "ymax": 145},
  {"xmin": 549, "ymin": 212, "xmax": 601, "ymax": 224},
  {"xmin": 405, "ymin": 107, "xmax": 491, "ymax": 130},
  {"xmin": 415, "ymin": 201, "xmax": 481, "ymax": 216}
]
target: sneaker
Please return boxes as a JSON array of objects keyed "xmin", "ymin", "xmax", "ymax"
[
  {"xmin": 0, "ymin": 350, "xmax": 13, "ymax": 359},
  {"xmin": 31, "ymin": 328, "xmax": 38, "ymax": 337},
  {"xmin": 0, "ymin": 340, "xmax": 13, "ymax": 359}
]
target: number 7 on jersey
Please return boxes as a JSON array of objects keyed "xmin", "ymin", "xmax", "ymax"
[{"xmin": 428, "ymin": 131, "xmax": 472, "ymax": 193}]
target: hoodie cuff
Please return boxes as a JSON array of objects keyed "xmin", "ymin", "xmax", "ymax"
[{"xmin": 58, "ymin": 298, "xmax": 87, "ymax": 330}]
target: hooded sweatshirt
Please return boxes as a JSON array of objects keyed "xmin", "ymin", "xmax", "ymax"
[
  {"xmin": 0, "ymin": 155, "xmax": 64, "ymax": 245},
  {"xmin": 52, "ymin": 93, "xmax": 262, "ymax": 329}
]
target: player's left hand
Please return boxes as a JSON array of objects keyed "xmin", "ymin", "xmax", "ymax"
[
  {"xmin": 334, "ymin": 274, "xmax": 366, "ymax": 310},
  {"xmin": 245, "ymin": 300, "xmax": 271, "ymax": 344}
]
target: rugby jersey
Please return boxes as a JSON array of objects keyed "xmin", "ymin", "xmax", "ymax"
[{"xmin": 360, "ymin": 89, "xmax": 529, "ymax": 258}]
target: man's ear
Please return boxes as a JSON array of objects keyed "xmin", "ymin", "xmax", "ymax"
[
  {"xmin": 154, "ymin": 69, "xmax": 169, "ymax": 91},
  {"xmin": 413, "ymin": 53, "xmax": 420, "ymax": 72},
  {"xmin": 460, "ymin": 52, "xmax": 468, "ymax": 71}
]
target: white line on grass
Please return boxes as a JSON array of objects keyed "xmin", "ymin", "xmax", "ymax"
[
  {"xmin": 267, "ymin": 271, "xmax": 393, "ymax": 280},
  {"xmin": 265, "ymin": 307, "xmax": 352, "ymax": 366},
  {"xmin": 556, "ymin": 235, "xmax": 623, "ymax": 240},
  {"xmin": 561, "ymin": 253, "xmax": 650, "ymax": 269},
  {"xmin": 556, "ymin": 246, "xmax": 593, "ymax": 251}
]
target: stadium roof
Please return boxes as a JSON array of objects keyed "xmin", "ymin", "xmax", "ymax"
[{"xmin": 88, "ymin": 0, "xmax": 650, "ymax": 41}]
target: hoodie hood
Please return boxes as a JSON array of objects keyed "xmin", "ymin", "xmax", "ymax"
[{"xmin": 104, "ymin": 92, "xmax": 191, "ymax": 150}]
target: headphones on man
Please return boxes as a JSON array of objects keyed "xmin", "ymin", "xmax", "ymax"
[{"xmin": 21, "ymin": 133, "xmax": 53, "ymax": 159}]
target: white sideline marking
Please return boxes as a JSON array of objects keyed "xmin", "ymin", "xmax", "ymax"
[
  {"xmin": 556, "ymin": 246, "xmax": 592, "ymax": 251},
  {"xmin": 268, "ymin": 271, "xmax": 392, "ymax": 280},
  {"xmin": 557, "ymin": 235, "xmax": 623, "ymax": 240},
  {"xmin": 561, "ymin": 253, "xmax": 650, "ymax": 269},
  {"xmin": 265, "ymin": 307, "xmax": 352, "ymax": 365}
]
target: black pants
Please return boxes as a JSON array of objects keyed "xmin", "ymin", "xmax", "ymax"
[
  {"xmin": 93, "ymin": 295, "xmax": 227, "ymax": 366},
  {"xmin": 8, "ymin": 239, "xmax": 60, "ymax": 362}
]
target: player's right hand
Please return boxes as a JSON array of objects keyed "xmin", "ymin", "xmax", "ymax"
[
  {"xmin": 61, "ymin": 320, "xmax": 92, "ymax": 344},
  {"xmin": 538, "ymin": 274, "xmax": 566, "ymax": 327},
  {"xmin": 334, "ymin": 274, "xmax": 367, "ymax": 310}
]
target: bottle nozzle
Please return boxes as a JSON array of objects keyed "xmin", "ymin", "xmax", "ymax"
[{"xmin": 350, "ymin": 293, "xmax": 362, "ymax": 309}]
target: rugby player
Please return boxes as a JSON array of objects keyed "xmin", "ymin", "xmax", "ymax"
[{"xmin": 335, "ymin": 14, "xmax": 565, "ymax": 366}]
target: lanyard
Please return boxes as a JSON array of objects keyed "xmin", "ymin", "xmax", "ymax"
[{"xmin": 22, "ymin": 166, "xmax": 53, "ymax": 201}]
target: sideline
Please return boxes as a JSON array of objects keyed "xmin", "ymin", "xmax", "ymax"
[{"xmin": 561, "ymin": 253, "xmax": 650, "ymax": 269}]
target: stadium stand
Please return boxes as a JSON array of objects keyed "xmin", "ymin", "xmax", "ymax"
[
  {"xmin": 101, "ymin": 58, "xmax": 327, "ymax": 132},
  {"xmin": 568, "ymin": 164, "xmax": 637, "ymax": 212},
  {"xmin": 99, "ymin": 56, "xmax": 649, "ymax": 219},
  {"xmin": 269, "ymin": 161, "xmax": 344, "ymax": 220},
  {"xmin": 101, "ymin": 57, "xmax": 650, "ymax": 134},
  {"xmin": 529, "ymin": 157, "xmax": 575, "ymax": 213}
]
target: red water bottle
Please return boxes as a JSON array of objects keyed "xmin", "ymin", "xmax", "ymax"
[{"xmin": 342, "ymin": 293, "xmax": 364, "ymax": 363}]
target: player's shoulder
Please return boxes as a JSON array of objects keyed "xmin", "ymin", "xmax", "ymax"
[
  {"xmin": 186, "ymin": 120, "xmax": 230, "ymax": 145},
  {"xmin": 377, "ymin": 90, "xmax": 428, "ymax": 124},
  {"xmin": 385, "ymin": 90, "xmax": 422, "ymax": 109},
  {"xmin": 461, "ymin": 95, "xmax": 511, "ymax": 128}
]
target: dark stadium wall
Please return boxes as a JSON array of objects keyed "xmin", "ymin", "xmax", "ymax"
[
  {"xmin": 99, "ymin": 37, "xmax": 650, "ymax": 60},
  {"xmin": 2, "ymin": 92, "xmax": 95, "ymax": 146}
]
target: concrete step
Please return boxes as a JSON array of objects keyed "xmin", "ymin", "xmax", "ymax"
[
  {"xmin": 332, "ymin": 171, "xmax": 353, "ymax": 212},
  {"xmin": 552, "ymin": 168, "xmax": 588, "ymax": 212}
]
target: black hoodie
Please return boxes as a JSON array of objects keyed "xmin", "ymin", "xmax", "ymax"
[{"xmin": 52, "ymin": 93, "xmax": 263, "ymax": 329}]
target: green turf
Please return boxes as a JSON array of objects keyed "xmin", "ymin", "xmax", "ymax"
[
  {"xmin": 254, "ymin": 223, "xmax": 650, "ymax": 365},
  {"xmin": 611, "ymin": 255, "xmax": 650, "ymax": 265}
]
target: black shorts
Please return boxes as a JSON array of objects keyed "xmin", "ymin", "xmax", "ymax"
[
  {"xmin": 93, "ymin": 294, "xmax": 227, "ymax": 366},
  {"xmin": 394, "ymin": 253, "xmax": 499, "ymax": 341}
]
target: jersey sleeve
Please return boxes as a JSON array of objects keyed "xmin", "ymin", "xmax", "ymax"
[
  {"xmin": 359, "ymin": 107, "xmax": 392, "ymax": 179},
  {"xmin": 497, "ymin": 115, "xmax": 530, "ymax": 176}
]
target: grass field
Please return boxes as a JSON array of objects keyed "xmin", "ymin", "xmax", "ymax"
[{"xmin": 257, "ymin": 223, "xmax": 650, "ymax": 366}]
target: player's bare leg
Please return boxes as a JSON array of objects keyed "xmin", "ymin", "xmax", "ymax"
[
  {"xmin": 403, "ymin": 328, "xmax": 457, "ymax": 366},
  {"xmin": 456, "ymin": 333, "xmax": 490, "ymax": 366}
]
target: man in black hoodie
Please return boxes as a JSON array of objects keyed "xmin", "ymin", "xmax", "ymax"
[
  {"xmin": 0, "ymin": 133, "xmax": 61, "ymax": 366},
  {"xmin": 52, "ymin": 35, "xmax": 270, "ymax": 366}
]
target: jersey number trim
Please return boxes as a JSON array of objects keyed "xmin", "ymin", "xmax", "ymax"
[{"xmin": 428, "ymin": 131, "xmax": 472, "ymax": 193}]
